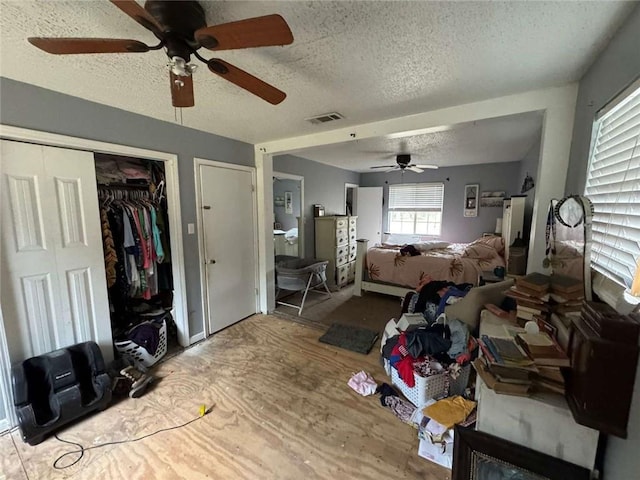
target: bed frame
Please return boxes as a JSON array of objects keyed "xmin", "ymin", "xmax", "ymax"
[{"xmin": 354, "ymin": 239, "xmax": 414, "ymax": 298}]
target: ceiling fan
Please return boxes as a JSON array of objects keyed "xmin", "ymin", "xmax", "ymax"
[
  {"xmin": 27, "ymin": 0, "xmax": 294, "ymax": 107},
  {"xmin": 370, "ymin": 154, "xmax": 438, "ymax": 174}
]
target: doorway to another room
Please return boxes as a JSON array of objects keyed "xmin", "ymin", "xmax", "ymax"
[{"xmin": 273, "ymin": 172, "xmax": 304, "ymax": 259}]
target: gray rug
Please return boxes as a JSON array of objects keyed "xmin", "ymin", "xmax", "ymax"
[{"xmin": 319, "ymin": 323, "xmax": 380, "ymax": 354}]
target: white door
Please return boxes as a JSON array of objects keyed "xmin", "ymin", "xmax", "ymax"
[
  {"xmin": 355, "ymin": 187, "xmax": 383, "ymax": 245},
  {"xmin": 199, "ymin": 163, "xmax": 258, "ymax": 334},
  {"xmin": 0, "ymin": 140, "xmax": 112, "ymax": 363}
]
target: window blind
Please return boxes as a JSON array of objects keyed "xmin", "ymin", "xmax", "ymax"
[
  {"xmin": 388, "ymin": 183, "xmax": 444, "ymax": 211},
  {"xmin": 584, "ymin": 83, "xmax": 640, "ymax": 287}
]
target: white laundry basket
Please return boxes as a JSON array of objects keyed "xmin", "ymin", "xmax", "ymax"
[{"xmin": 114, "ymin": 316, "xmax": 168, "ymax": 367}]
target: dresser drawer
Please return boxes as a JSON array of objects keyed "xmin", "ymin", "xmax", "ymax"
[
  {"xmin": 348, "ymin": 231, "xmax": 357, "ymax": 244},
  {"xmin": 347, "ymin": 261, "xmax": 356, "ymax": 282},
  {"xmin": 336, "ymin": 245, "xmax": 349, "ymax": 259},
  {"xmin": 335, "ymin": 217, "xmax": 348, "ymax": 229},
  {"xmin": 335, "ymin": 228, "xmax": 349, "ymax": 246},
  {"xmin": 349, "ymin": 217, "xmax": 357, "ymax": 228},
  {"xmin": 336, "ymin": 264, "xmax": 350, "ymax": 286},
  {"xmin": 336, "ymin": 253, "xmax": 349, "ymax": 267},
  {"xmin": 348, "ymin": 245, "xmax": 357, "ymax": 262}
]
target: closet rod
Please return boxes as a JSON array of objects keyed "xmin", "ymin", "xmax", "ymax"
[{"xmin": 97, "ymin": 183, "xmax": 150, "ymax": 190}]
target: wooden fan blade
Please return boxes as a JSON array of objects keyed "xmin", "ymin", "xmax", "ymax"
[
  {"xmin": 110, "ymin": 0, "xmax": 163, "ymax": 37},
  {"xmin": 170, "ymin": 72, "xmax": 194, "ymax": 108},
  {"xmin": 370, "ymin": 165, "xmax": 396, "ymax": 169},
  {"xmin": 415, "ymin": 164, "xmax": 439, "ymax": 169},
  {"xmin": 407, "ymin": 166, "xmax": 424, "ymax": 173},
  {"xmin": 28, "ymin": 37, "xmax": 149, "ymax": 54},
  {"xmin": 195, "ymin": 14, "xmax": 293, "ymax": 51},
  {"xmin": 207, "ymin": 59, "xmax": 286, "ymax": 105}
]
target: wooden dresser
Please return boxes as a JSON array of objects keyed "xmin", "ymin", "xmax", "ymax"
[{"xmin": 314, "ymin": 216, "xmax": 357, "ymax": 288}]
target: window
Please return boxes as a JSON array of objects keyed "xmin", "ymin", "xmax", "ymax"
[
  {"xmin": 584, "ymin": 79, "xmax": 640, "ymax": 288},
  {"xmin": 388, "ymin": 182, "xmax": 444, "ymax": 235}
]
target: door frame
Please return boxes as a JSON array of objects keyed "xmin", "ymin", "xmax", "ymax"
[
  {"xmin": 194, "ymin": 158, "xmax": 259, "ymax": 339},
  {"xmin": 345, "ymin": 182, "xmax": 358, "ymax": 216},
  {"xmin": 0, "ymin": 124, "xmax": 190, "ymax": 347},
  {"xmin": 0, "ymin": 305, "xmax": 15, "ymax": 432},
  {"xmin": 273, "ymin": 171, "xmax": 305, "ymax": 258}
]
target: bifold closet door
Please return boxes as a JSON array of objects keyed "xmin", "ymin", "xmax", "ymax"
[
  {"xmin": 199, "ymin": 163, "xmax": 258, "ymax": 334},
  {"xmin": 0, "ymin": 140, "xmax": 112, "ymax": 364}
]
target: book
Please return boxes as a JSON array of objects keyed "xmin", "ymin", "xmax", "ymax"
[
  {"xmin": 550, "ymin": 274, "xmax": 583, "ymax": 295},
  {"xmin": 535, "ymin": 316, "xmax": 557, "ymax": 339},
  {"xmin": 536, "ymin": 365, "xmax": 565, "ymax": 384},
  {"xmin": 518, "ymin": 305, "xmax": 545, "ymax": 315},
  {"xmin": 515, "ymin": 332, "xmax": 570, "ymax": 367},
  {"xmin": 473, "ymin": 359, "xmax": 531, "ymax": 397},
  {"xmin": 531, "ymin": 377, "xmax": 565, "ymax": 395},
  {"xmin": 517, "ymin": 272, "xmax": 551, "ymax": 294}
]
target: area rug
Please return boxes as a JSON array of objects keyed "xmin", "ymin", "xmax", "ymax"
[{"xmin": 319, "ymin": 323, "xmax": 380, "ymax": 354}]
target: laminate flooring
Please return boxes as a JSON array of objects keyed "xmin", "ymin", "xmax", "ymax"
[{"xmin": 1, "ymin": 314, "xmax": 449, "ymax": 480}]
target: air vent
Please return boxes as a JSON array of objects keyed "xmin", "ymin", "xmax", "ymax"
[{"xmin": 305, "ymin": 112, "xmax": 344, "ymax": 125}]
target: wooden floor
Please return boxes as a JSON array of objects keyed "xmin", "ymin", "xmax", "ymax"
[{"xmin": 1, "ymin": 314, "xmax": 449, "ymax": 480}]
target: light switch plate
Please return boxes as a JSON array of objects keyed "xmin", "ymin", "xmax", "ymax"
[{"xmin": 187, "ymin": 223, "xmax": 195, "ymax": 234}]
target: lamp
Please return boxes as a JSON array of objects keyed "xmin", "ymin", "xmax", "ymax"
[{"xmin": 623, "ymin": 258, "xmax": 640, "ymax": 305}]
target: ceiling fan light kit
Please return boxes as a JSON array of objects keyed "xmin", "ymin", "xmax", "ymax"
[{"xmin": 27, "ymin": 0, "xmax": 294, "ymax": 108}]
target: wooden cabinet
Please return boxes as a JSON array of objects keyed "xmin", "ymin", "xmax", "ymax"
[
  {"xmin": 566, "ymin": 302, "xmax": 640, "ymax": 438},
  {"xmin": 315, "ymin": 216, "xmax": 357, "ymax": 288}
]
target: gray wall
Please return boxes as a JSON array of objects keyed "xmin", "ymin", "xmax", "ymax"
[
  {"xmin": 273, "ymin": 154, "xmax": 360, "ymax": 257},
  {"xmin": 0, "ymin": 77, "xmax": 254, "ymax": 337},
  {"xmin": 517, "ymin": 138, "xmax": 541, "ymax": 242},
  {"xmin": 360, "ymin": 161, "xmax": 523, "ymax": 243},
  {"xmin": 273, "ymin": 178, "xmax": 301, "ymax": 230},
  {"xmin": 564, "ymin": 6, "xmax": 640, "ymax": 479}
]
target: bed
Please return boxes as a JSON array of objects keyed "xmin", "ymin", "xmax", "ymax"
[{"xmin": 354, "ymin": 235, "xmax": 506, "ymax": 298}]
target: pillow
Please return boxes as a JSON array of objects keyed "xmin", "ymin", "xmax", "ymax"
[
  {"xmin": 465, "ymin": 236, "xmax": 505, "ymax": 257},
  {"xmin": 444, "ymin": 279, "xmax": 514, "ymax": 331},
  {"xmin": 413, "ymin": 241, "xmax": 450, "ymax": 253},
  {"xmin": 383, "ymin": 233, "xmax": 440, "ymax": 246}
]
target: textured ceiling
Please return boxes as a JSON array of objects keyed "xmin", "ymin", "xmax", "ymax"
[
  {"xmin": 0, "ymin": 1, "xmax": 634, "ymax": 149},
  {"xmin": 286, "ymin": 111, "xmax": 544, "ymax": 172}
]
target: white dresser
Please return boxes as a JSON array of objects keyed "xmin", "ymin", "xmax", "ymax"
[
  {"xmin": 314, "ymin": 216, "xmax": 357, "ymax": 288},
  {"xmin": 502, "ymin": 196, "xmax": 526, "ymax": 261}
]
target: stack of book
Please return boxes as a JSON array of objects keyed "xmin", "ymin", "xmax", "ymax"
[
  {"xmin": 474, "ymin": 330, "xmax": 569, "ymax": 397},
  {"xmin": 505, "ymin": 272, "xmax": 551, "ymax": 323},
  {"xmin": 515, "ymin": 331, "xmax": 569, "ymax": 394},
  {"xmin": 474, "ymin": 334, "xmax": 536, "ymax": 397},
  {"xmin": 549, "ymin": 274, "xmax": 584, "ymax": 315}
]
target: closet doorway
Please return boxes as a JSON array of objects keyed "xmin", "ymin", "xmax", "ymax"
[
  {"xmin": 195, "ymin": 159, "xmax": 259, "ymax": 335},
  {"xmin": 0, "ymin": 125, "xmax": 189, "ymax": 363}
]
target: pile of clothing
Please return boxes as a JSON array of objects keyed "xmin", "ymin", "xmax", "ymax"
[{"xmin": 381, "ymin": 312, "xmax": 471, "ymax": 389}]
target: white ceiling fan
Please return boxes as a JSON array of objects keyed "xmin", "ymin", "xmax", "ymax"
[{"xmin": 369, "ymin": 153, "xmax": 438, "ymax": 174}]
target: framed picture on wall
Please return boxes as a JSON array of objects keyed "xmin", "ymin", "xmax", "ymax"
[
  {"xmin": 464, "ymin": 184, "xmax": 479, "ymax": 217},
  {"xmin": 285, "ymin": 191, "xmax": 293, "ymax": 214}
]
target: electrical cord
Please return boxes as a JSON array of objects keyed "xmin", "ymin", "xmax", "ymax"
[{"xmin": 53, "ymin": 411, "xmax": 208, "ymax": 470}]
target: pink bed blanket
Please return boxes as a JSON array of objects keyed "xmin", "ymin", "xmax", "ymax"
[{"xmin": 365, "ymin": 236, "xmax": 506, "ymax": 288}]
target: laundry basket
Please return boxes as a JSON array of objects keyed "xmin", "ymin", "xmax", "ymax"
[
  {"xmin": 114, "ymin": 315, "xmax": 168, "ymax": 367},
  {"xmin": 276, "ymin": 258, "xmax": 331, "ymax": 315}
]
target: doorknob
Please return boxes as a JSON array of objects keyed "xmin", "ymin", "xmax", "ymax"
[{"xmin": 207, "ymin": 259, "xmax": 216, "ymax": 264}]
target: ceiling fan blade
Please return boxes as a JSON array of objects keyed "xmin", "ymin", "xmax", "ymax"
[
  {"xmin": 28, "ymin": 37, "xmax": 150, "ymax": 54},
  {"xmin": 407, "ymin": 166, "xmax": 424, "ymax": 173},
  {"xmin": 370, "ymin": 165, "xmax": 396, "ymax": 169},
  {"xmin": 110, "ymin": 0, "xmax": 163, "ymax": 37},
  {"xmin": 170, "ymin": 72, "xmax": 194, "ymax": 108},
  {"xmin": 207, "ymin": 59, "xmax": 286, "ymax": 105},
  {"xmin": 195, "ymin": 14, "xmax": 293, "ymax": 51},
  {"xmin": 415, "ymin": 164, "xmax": 439, "ymax": 169}
]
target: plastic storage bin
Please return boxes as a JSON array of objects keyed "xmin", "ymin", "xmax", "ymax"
[
  {"xmin": 114, "ymin": 315, "xmax": 168, "ymax": 367},
  {"xmin": 386, "ymin": 359, "xmax": 471, "ymax": 407}
]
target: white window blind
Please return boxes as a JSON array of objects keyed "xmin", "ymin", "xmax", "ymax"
[
  {"xmin": 389, "ymin": 183, "xmax": 444, "ymax": 211},
  {"xmin": 388, "ymin": 183, "xmax": 444, "ymax": 235},
  {"xmin": 584, "ymin": 82, "xmax": 640, "ymax": 288}
]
